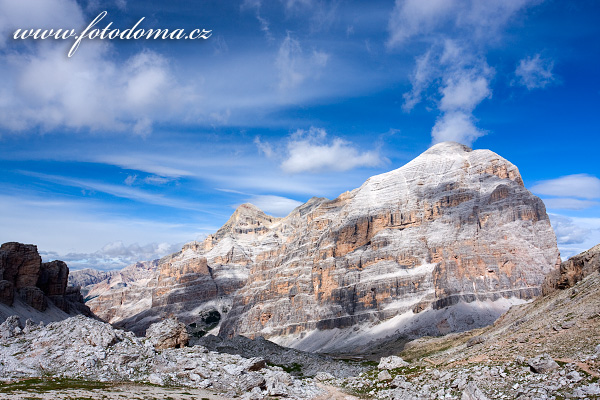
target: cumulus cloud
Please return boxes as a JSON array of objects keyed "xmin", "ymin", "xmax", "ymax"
[
  {"xmin": 389, "ymin": 0, "xmax": 541, "ymax": 146},
  {"xmin": 402, "ymin": 40, "xmax": 493, "ymax": 146},
  {"xmin": 0, "ymin": 0, "xmax": 85, "ymax": 48},
  {"xmin": 0, "ymin": 0, "xmax": 207, "ymax": 135},
  {"xmin": 531, "ymin": 174, "xmax": 600, "ymax": 200},
  {"xmin": 279, "ymin": 127, "xmax": 384, "ymax": 174},
  {"xmin": 431, "ymin": 111, "xmax": 486, "ymax": 145},
  {"xmin": 0, "ymin": 42, "xmax": 197, "ymax": 134},
  {"xmin": 515, "ymin": 54, "xmax": 556, "ymax": 89}
]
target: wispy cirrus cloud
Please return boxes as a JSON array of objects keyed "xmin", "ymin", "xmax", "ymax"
[
  {"xmin": 18, "ymin": 170, "xmax": 210, "ymax": 212},
  {"xmin": 276, "ymin": 33, "xmax": 329, "ymax": 91},
  {"xmin": 94, "ymin": 155, "xmax": 195, "ymax": 178},
  {"xmin": 515, "ymin": 53, "xmax": 556, "ymax": 90}
]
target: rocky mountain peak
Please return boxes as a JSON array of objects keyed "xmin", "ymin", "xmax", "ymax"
[
  {"xmin": 82, "ymin": 144, "xmax": 558, "ymax": 353},
  {"xmin": 424, "ymin": 141, "xmax": 473, "ymax": 155},
  {"xmin": 214, "ymin": 203, "xmax": 279, "ymax": 239}
]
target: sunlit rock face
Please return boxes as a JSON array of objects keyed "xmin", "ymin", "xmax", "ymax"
[
  {"xmin": 83, "ymin": 142, "xmax": 560, "ymax": 352},
  {"xmin": 218, "ymin": 142, "xmax": 560, "ymax": 351},
  {"xmin": 84, "ymin": 204, "xmax": 280, "ymax": 335}
]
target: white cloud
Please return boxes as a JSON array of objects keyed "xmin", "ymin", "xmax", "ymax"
[
  {"xmin": 531, "ymin": 174, "xmax": 600, "ymax": 200},
  {"xmin": 0, "ymin": 40, "xmax": 199, "ymax": 133},
  {"xmin": 95, "ymin": 155, "xmax": 194, "ymax": 178},
  {"xmin": 124, "ymin": 174, "xmax": 137, "ymax": 186},
  {"xmin": 549, "ymin": 214, "xmax": 600, "ymax": 260},
  {"xmin": 550, "ymin": 214, "xmax": 590, "ymax": 245},
  {"xmin": 19, "ymin": 171, "xmax": 209, "ymax": 212},
  {"xmin": 276, "ymin": 34, "xmax": 305, "ymax": 90},
  {"xmin": 254, "ymin": 136, "xmax": 274, "ymax": 158},
  {"xmin": 0, "ymin": 194, "xmax": 210, "ymax": 270},
  {"xmin": 0, "ymin": 0, "xmax": 85, "ymax": 48},
  {"xmin": 403, "ymin": 40, "xmax": 493, "ymax": 146},
  {"xmin": 431, "ymin": 111, "xmax": 486, "ymax": 146},
  {"xmin": 439, "ymin": 73, "xmax": 492, "ymax": 112},
  {"xmin": 543, "ymin": 198, "xmax": 600, "ymax": 211},
  {"xmin": 245, "ymin": 195, "xmax": 303, "ymax": 217},
  {"xmin": 143, "ymin": 175, "xmax": 171, "ymax": 185},
  {"xmin": 389, "ymin": 0, "xmax": 541, "ymax": 146},
  {"xmin": 387, "ymin": 0, "xmax": 453, "ymax": 47},
  {"xmin": 387, "ymin": 0, "xmax": 541, "ymax": 48},
  {"xmin": 515, "ymin": 53, "xmax": 556, "ymax": 90},
  {"xmin": 41, "ymin": 240, "xmax": 183, "ymax": 271},
  {"xmin": 0, "ymin": 0, "xmax": 209, "ymax": 134},
  {"xmin": 275, "ymin": 33, "xmax": 329, "ymax": 91},
  {"xmin": 280, "ymin": 127, "xmax": 385, "ymax": 174}
]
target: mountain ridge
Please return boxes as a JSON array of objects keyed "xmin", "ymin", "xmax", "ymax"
[{"xmin": 76, "ymin": 142, "xmax": 560, "ymax": 353}]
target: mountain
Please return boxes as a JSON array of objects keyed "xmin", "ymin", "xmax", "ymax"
[
  {"xmin": 82, "ymin": 142, "xmax": 560, "ymax": 352},
  {"xmin": 3, "ymin": 243, "xmax": 600, "ymax": 400},
  {"xmin": 0, "ymin": 242, "xmax": 93, "ymax": 323}
]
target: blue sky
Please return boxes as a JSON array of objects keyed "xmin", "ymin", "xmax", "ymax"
[{"xmin": 0, "ymin": 0, "xmax": 599, "ymax": 270}]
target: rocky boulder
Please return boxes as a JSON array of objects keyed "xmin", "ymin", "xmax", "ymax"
[
  {"xmin": 145, "ymin": 318, "xmax": 189, "ymax": 349},
  {"xmin": 378, "ymin": 355, "xmax": 409, "ymax": 370},
  {"xmin": 543, "ymin": 243, "xmax": 600, "ymax": 295},
  {"xmin": 527, "ymin": 354, "xmax": 559, "ymax": 373}
]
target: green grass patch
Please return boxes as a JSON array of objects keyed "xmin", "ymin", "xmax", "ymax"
[{"xmin": 0, "ymin": 377, "xmax": 112, "ymax": 393}]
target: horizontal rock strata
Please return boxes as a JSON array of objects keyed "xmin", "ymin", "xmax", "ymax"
[{"xmin": 81, "ymin": 142, "xmax": 560, "ymax": 352}]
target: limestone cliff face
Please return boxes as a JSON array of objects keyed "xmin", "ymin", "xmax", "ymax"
[
  {"xmin": 85, "ymin": 205, "xmax": 276, "ymax": 334},
  {"xmin": 82, "ymin": 142, "xmax": 560, "ymax": 351},
  {"xmin": 0, "ymin": 242, "xmax": 93, "ymax": 322},
  {"xmin": 218, "ymin": 142, "xmax": 560, "ymax": 349}
]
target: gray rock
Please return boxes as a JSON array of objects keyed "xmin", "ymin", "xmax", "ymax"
[
  {"xmin": 243, "ymin": 356, "xmax": 267, "ymax": 371},
  {"xmin": 566, "ymin": 370, "xmax": 582, "ymax": 383},
  {"xmin": 0, "ymin": 315, "xmax": 22, "ymax": 339},
  {"xmin": 527, "ymin": 354, "xmax": 559, "ymax": 373},
  {"xmin": 466, "ymin": 336, "xmax": 485, "ymax": 347},
  {"xmin": 145, "ymin": 318, "xmax": 189, "ymax": 349},
  {"xmin": 378, "ymin": 355, "xmax": 409, "ymax": 370},
  {"xmin": 237, "ymin": 371, "xmax": 266, "ymax": 392},
  {"xmin": 461, "ymin": 382, "xmax": 490, "ymax": 400},
  {"xmin": 314, "ymin": 371, "xmax": 335, "ymax": 381},
  {"xmin": 378, "ymin": 370, "xmax": 392, "ymax": 381}
]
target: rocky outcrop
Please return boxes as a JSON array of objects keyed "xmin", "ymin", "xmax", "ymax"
[
  {"xmin": 542, "ymin": 243, "xmax": 600, "ymax": 295},
  {"xmin": 0, "ymin": 242, "xmax": 41, "ymax": 307},
  {"xmin": 0, "ymin": 242, "xmax": 93, "ymax": 322},
  {"xmin": 82, "ymin": 142, "xmax": 560, "ymax": 353},
  {"xmin": 145, "ymin": 318, "xmax": 189, "ymax": 349},
  {"xmin": 0, "ymin": 315, "xmax": 326, "ymax": 399}
]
